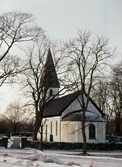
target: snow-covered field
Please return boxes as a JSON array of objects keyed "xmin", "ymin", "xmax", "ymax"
[
  {"xmin": 0, "ymin": 137, "xmax": 122, "ymax": 167},
  {"xmin": 0, "ymin": 148, "xmax": 122, "ymax": 167}
]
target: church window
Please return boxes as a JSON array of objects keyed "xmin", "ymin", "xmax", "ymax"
[
  {"xmin": 46, "ymin": 124, "xmax": 47, "ymax": 141},
  {"xmin": 49, "ymin": 89, "xmax": 53, "ymax": 96},
  {"xmin": 89, "ymin": 124, "xmax": 95, "ymax": 139},
  {"xmin": 50, "ymin": 121, "xmax": 52, "ymax": 134},
  {"xmin": 56, "ymin": 121, "xmax": 58, "ymax": 136}
]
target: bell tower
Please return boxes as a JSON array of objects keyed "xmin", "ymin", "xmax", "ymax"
[{"xmin": 40, "ymin": 49, "xmax": 60, "ymax": 100}]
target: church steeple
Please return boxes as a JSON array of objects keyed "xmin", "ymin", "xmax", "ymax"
[
  {"xmin": 40, "ymin": 49, "xmax": 60, "ymax": 99},
  {"xmin": 41, "ymin": 49, "xmax": 60, "ymax": 88}
]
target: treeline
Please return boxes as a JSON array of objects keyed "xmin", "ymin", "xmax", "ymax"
[
  {"xmin": 0, "ymin": 115, "xmax": 33, "ymax": 135},
  {"xmin": 90, "ymin": 62, "xmax": 122, "ymax": 136}
]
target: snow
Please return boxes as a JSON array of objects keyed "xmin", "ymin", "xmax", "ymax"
[
  {"xmin": 0, "ymin": 148, "xmax": 122, "ymax": 167},
  {"xmin": 0, "ymin": 137, "xmax": 122, "ymax": 167},
  {"xmin": 0, "ymin": 148, "xmax": 65, "ymax": 167}
]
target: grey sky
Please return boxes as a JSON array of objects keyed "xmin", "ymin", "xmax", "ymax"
[
  {"xmin": 0, "ymin": 0, "xmax": 122, "ymax": 56},
  {"xmin": 0, "ymin": 0, "xmax": 122, "ymax": 112}
]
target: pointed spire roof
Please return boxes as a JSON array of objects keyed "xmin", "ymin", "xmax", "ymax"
[{"xmin": 40, "ymin": 49, "xmax": 60, "ymax": 88}]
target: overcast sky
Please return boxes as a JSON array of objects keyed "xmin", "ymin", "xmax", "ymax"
[
  {"xmin": 0, "ymin": 0, "xmax": 122, "ymax": 112},
  {"xmin": 0, "ymin": 0, "xmax": 122, "ymax": 55}
]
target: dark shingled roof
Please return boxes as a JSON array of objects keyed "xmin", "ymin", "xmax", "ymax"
[
  {"xmin": 43, "ymin": 91, "xmax": 80, "ymax": 117},
  {"xmin": 40, "ymin": 49, "xmax": 60, "ymax": 88}
]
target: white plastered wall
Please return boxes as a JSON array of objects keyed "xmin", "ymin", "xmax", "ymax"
[
  {"xmin": 41, "ymin": 116, "xmax": 61, "ymax": 142},
  {"xmin": 37, "ymin": 118, "xmax": 106, "ymax": 143},
  {"xmin": 61, "ymin": 121, "xmax": 106, "ymax": 143},
  {"xmin": 61, "ymin": 121, "xmax": 82, "ymax": 142}
]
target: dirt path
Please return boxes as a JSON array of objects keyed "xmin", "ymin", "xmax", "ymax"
[{"xmin": 11, "ymin": 137, "xmax": 21, "ymax": 149}]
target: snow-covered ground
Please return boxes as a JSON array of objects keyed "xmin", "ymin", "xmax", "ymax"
[
  {"xmin": 0, "ymin": 137, "xmax": 122, "ymax": 167},
  {"xmin": 0, "ymin": 148, "xmax": 122, "ymax": 167}
]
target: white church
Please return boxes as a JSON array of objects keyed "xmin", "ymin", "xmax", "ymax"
[{"xmin": 38, "ymin": 49, "xmax": 106, "ymax": 143}]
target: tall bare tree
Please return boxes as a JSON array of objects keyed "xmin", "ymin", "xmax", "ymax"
[
  {"xmin": 64, "ymin": 30, "xmax": 115, "ymax": 155},
  {"xmin": 18, "ymin": 35, "xmax": 50, "ymax": 150},
  {"xmin": 5, "ymin": 100, "xmax": 25, "ymax": 134},
  {"xmin": 0, "ymin": 11, "xmax": 42, "ymax": 85}
]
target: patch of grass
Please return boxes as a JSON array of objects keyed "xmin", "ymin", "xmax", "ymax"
[
  {"xmin": 2, "ymin": 153, "xmax": 8, "ymax": 157},
  {"xmin": 43, "ymin": 158, "xmax": 54, "ymax": 163},
  {"xmin": 67, "ymin": 161, "xmax": 80, "ymax": 166},
  {"xmin": 67, "ymin": 162, "xmax": 75, "ymax": 166},
  {"xmin": 30, "ymin": 157, "xmax": 38, "ymax": 161},
  {"xmin": 113, "ymin": 155, "xmax": 122, "ymax": 158}
]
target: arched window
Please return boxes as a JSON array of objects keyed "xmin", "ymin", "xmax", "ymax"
[
  {"xmin": 89, "ymin": 124, "xmax": 95, "ymax": 139},
  {"xmin": 56, "ymin": 121, "xmax": 58, "ymax": 136}
]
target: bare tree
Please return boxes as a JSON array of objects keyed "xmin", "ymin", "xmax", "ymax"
[
  {"xmin": 92, "ymin": 62, "xmax": 122, "ymax": 136},
  {"xmin": 0, "ymin": 11, "xmax": 42, "ymax": 85},
  {"xmin": 64, "ymin": 30, "xmax": 115, "ymax": 155},
  {"xmin": 0, "ymin": 114, "xmax": 9, "ymax": 134},
  {"xmin": 91, "ymin": 79, "xmax": 109, "ymax": 118},
  {"xmin": 107, "ymin": 61, "xmax": 122, "ymax": 136},
  {"xmin": 5, "ymin": 100, "xmax": 25, "ymax": 134},
  {"xmin": 0, "ymin": 55, "xmax": 21, "ymax": 85},
  {"xmin": 18, "ymin": 35, "xmax": 50, "ymax": 150}
]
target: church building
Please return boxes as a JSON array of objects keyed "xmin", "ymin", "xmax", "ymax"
[{"xmin": 38, "ymin": 49, "xmax": 106, "ymax": 143}]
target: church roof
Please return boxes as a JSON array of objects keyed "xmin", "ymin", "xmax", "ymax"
[
  {"xmin": 43, "ymin": 91, "xmax": 80, "ymax": 117},
  {"xmin": 43, "ymin": 90, "xmax": 104, "ymax": 119},
  {"xmin": 40, "ymin": 49, "xmax": 60, "ymax": 88},
  {"xmin": 62, "ymin": 111, "xmax": 106, "ymax": 122}
]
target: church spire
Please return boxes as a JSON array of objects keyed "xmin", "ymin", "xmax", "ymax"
[{"xmin": 40, "ymin": 49, "xmax": 60, "ymax": 89}]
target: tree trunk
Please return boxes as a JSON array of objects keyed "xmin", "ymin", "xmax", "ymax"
[
  {"xmin": 33, "ymin": 118, "xmax": 40, "ymax": 140},
  {"xmin": 33, "ymin": 110, "xmax": 43, "ymax": 151},
  {"xmin": 115, "ymin": 112, "xmax": 121, "ymax": 136},
  {"xmin": 39, "ymin": 125, "xmax": 43, "ymax": 151},
  {"xmin": 33, "ymin": 122, "xmax": 38, "ymax": 140},
  {"xmin": 81, "ymin": 87, "xmax": 87, "ymax": 155},
  {"xmin": 33, "ymin": 110, "xmax": 42, "ymax": 141},
  {"xmin": 82, "ymin": 109, "xmax": 87, "ymax": 155}
]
